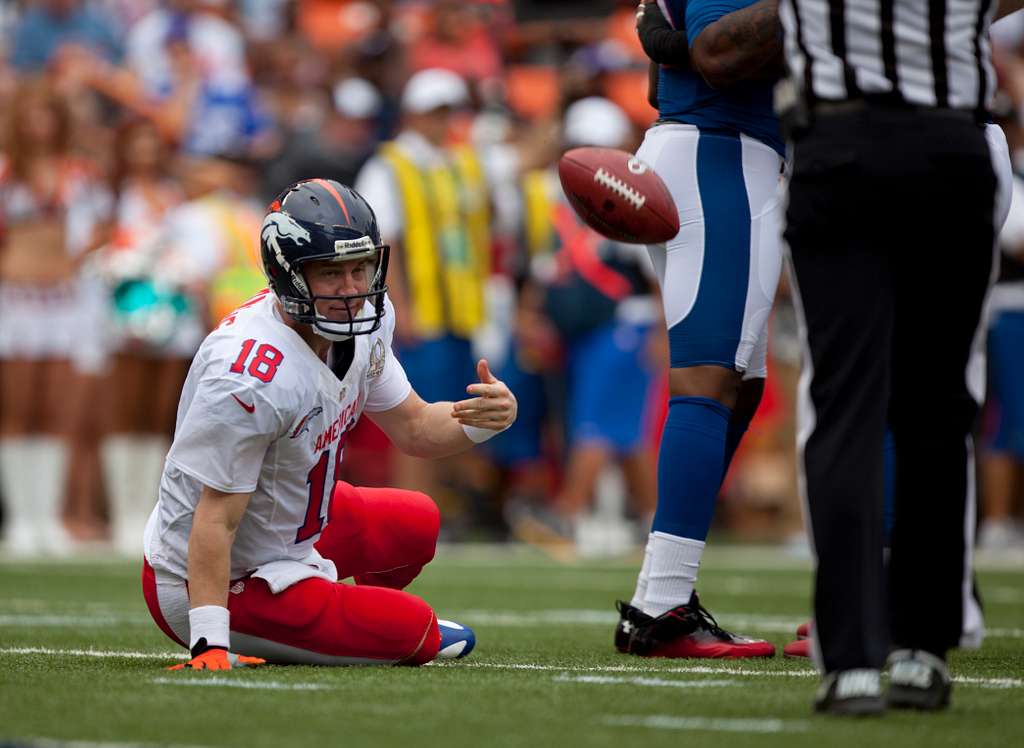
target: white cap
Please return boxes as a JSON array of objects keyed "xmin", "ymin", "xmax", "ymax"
[
  {"xmin": 333, "ymin": 77, "xmax": 382, "ymax": 120},
  {"xmin": 401, "ymin": 68, "xmax": 469, "ymax": 114},
  {"xmin": 563, "ymin": 97, "xmax": 632, "ymax": 149}
]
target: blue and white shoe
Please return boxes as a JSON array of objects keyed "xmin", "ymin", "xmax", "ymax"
[{"xmin": 436, "ymin": 619, "xmax": 476, "ymax": 659}]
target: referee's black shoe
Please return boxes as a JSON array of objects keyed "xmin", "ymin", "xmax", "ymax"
[
  {"xmin": 886, "ymin": 649, "xmax": 952, "ymax": 711},
  {"xmin": 814, "ymin": 669, "xmax": 886, "ymax": 716}
]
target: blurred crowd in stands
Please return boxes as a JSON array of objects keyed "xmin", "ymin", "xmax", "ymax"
[{"xmin": 0, "ymin": 0, "xmax": 1021, "ymax": 559}]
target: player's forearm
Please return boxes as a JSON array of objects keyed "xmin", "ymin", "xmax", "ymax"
[
  {"xmin": 372, "ymin": 363, "xmax": 516, "ymax": 455},
  {"xmin": 690, "ymin": 0, "xmax": 783, "ymax": 89},
  {"xmin": 398, "ymin": 400, "xmax": 477, "ymax": 459},
  {"xmin": 186, "ymin": 520, "xmax": 235, "ymax": 609},
  {"xmin": 186, "ymin": 490, "xmax": 248, "ymax": 609}
]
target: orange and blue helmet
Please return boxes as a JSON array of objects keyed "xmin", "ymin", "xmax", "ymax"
[{"xmin": 260, "ymin": 178, "xmax": 390, "ymax": 339}]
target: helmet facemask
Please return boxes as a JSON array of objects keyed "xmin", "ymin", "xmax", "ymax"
[{"xmin": 273, "ymin": 233, "xmax": 391, "ymax": 340}]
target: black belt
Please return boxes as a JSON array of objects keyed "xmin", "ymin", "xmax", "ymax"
[
  {"xmin": 811, "ymin": 97, "xmax": 981, "ymax": 124},
  {"xmin": 782, "ymin": 94, "xmax": 985, "ymax": 140}
]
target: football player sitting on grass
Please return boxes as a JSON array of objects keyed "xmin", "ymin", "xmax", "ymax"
[{"xmin": 143, "ymin": 179, "xmax": 515, "ymax": 669}]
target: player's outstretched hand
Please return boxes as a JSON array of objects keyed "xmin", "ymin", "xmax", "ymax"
[
  {"xmin": 451, "ymin": 359, "xmax": 517, "ymax": 432},
  {"xmin": 167, "ymin": 647, "xmax": 266, "ymax": 671}
]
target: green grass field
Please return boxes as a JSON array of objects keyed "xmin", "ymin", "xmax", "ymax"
[{"xmin": 1, "ymin": 545, "xmax": 1022, "ymax": 748}]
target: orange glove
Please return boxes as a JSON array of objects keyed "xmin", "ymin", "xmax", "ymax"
[{"xmin": 167, "ymin": 646, "xmax": 266, "ymax": 671}]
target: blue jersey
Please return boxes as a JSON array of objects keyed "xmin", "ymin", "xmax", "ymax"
[{"xmin": 657, "ymin": 0, "xmax": 783, "ymax": 155}]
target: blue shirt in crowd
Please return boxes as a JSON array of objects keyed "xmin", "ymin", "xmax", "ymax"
[{"xmin": 9, "ymin": 6, "xmax": 122, "ymax": 72}]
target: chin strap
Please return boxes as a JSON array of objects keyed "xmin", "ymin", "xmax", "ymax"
[{"xmin": 311, "ymin": 325, "xmax": 352, "ymax": 342}]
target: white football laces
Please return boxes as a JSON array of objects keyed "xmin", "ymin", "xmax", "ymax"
[{"xmin": 593, "ymin": 167, "xmax": 647, "ymax": 211}]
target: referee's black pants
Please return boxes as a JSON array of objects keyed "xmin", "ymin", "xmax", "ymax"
[{"xmin": 784, "ymin": 107, "xmax": 997, "ymax": 673}]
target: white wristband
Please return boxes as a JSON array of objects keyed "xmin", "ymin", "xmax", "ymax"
[
  {"xmin": 462, "ymin": 423, "xmax": 507, "ymax": 444},
  {"xmin": 188, "ymin": 605, "xmax": 230, "ymax": 650}
]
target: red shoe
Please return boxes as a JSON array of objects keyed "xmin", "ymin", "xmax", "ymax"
[
  {"xmin": 796, "ymin": 619, "xmax": 811, "ymax": 639},
  {"xmin": 783, "ymin": 637, "xmax": 811, "ymax": 658},
  {"xmin": 626, "ymin": 592, "xmax": 775, "ymax": 659}
]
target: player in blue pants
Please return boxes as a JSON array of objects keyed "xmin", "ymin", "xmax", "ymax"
[{"xmin": 615, "ymin": 0, "xmax": 786, "ymax": 658}]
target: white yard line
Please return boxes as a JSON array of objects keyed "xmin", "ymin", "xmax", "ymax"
[
  {"xmin": 1, "ymin": 646, "xmax": 185, "ymax": 659},
  {"xmin": 148, "ymin": 676, "xmax": 330, "ymax": 691},
  {"xmin": 456, "ymin": 661, "xmax": 1024, "ymax": 689},
  {"xmin": 455, "ymin": 661, "xmax": 817, "ymax": 677},
  {"xmin": 19, "ymin": 740, "xmax": 210, "ymax": 748},
  {"xmin": 988, "ymin": 628, "xmax": 1024, "ymax": 639},
  {"xmin": 4, "ymin": 646, "xmax": 1022, "ymax": 690},
  {"xmin": 0, "ymin": 614, "xmax": 150, "ymax": 626},
  {"xmin": 603, "ymin": 715, "xmax": 810, "ymax": 734},
  {"xmin": 555, "ymin": 674, "xmax": 737, "ymax": 689},
  {"xmin": 933, "ymin": 674, "xmax": 1021, "ymax": 689}
]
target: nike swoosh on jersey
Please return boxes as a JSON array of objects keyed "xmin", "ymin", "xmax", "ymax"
[{"xmin": 231, "ymin": 393, "xmax": 256, "ymax": 413}]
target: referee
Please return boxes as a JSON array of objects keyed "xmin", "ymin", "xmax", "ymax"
[{"xmin": 780, "ymin": 0, "xmax": 1020, "ymax": 715}]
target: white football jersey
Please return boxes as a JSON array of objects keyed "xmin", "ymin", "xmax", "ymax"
[{"xmin": 144, "ymin": 289, "xmax": 411, "ymax": 585}]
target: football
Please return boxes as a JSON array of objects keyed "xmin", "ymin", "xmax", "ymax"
[{"xmin": 558, "ymin": 147, "xmax": 679, "ymax": 244}]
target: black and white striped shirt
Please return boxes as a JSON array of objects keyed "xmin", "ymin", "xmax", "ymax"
[{"xmin": 780, "ymin": 0, "xmax": 998, "ymax": 113}]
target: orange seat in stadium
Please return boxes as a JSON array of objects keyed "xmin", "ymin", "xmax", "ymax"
[
  {"xmin": 605, "ymin": 69, "xmax": 658, "ymax": 127},
  {"xmin": 297, "ymin": 0, "xmax": 381, "ymax": 52},
  {"xmin": 607, "ymin": 6, "xmax": 648, "ymax": 62},
  {"xmin": 506, "ymin": 65, "xmax": 560, "ymax": 120}
]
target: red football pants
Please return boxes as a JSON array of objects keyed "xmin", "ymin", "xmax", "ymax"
[{"xmin": 142, "ymin": 481, "xmax": 442, "ymax": 665}]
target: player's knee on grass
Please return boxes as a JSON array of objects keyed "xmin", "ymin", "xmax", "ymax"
[{"xmin": 342, "ymin": 585, "xmax": 441, "ymax": 665}]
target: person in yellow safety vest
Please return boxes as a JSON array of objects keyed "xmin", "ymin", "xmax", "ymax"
[{"xmin": 355, "ymin": 68, "xmax": 493, "ymax": 505}]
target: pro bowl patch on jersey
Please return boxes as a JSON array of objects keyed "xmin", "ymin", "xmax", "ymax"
[{"xmin": 367, "ymin": 338, "xmax": 386, "ymax": 378}]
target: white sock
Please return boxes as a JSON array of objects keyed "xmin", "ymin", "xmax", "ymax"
[
  {"xmin": 103, "ymin": 435, "xmax": 147, "ymax": 555},
  {"xmin": 29, "ymin": 437, "xmax": 71, "ymax": 555},
  {"xmin": 642, "ymin": 531, "xmax": 706, "ymax": 617},
  {"xmin": 131, "ymin": 435, "xmax": 168, "ymax": 548},
  {"xmin": 129, "ymin": 435, "xmax": 166, "ymax": 555},
  {"xmin": 629, "ymin": 534, "xmax": 655, "ymax": 609},
  {"xmin": 0, "ymin": 437, "xmax": 69, "ymax": 555},
  {"xmin": 0, "ymin": 438, "xmax": 38, "ymax": 554}
]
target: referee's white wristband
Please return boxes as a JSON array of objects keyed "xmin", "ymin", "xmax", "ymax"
[
  {"xmin": 189, "ymin": 605, "xmax": 230, "ymax": 651},
  {"xmin": 462, "ymin": 423, "xmax": 508, "ymax": 444}
]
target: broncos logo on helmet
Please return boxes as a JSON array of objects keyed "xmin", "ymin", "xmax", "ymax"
[{"xmin": 261, "ymin": 212, "xmax": 311, "ymax": 271}]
